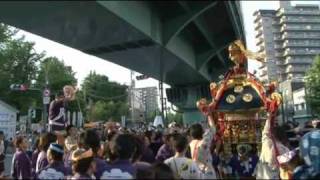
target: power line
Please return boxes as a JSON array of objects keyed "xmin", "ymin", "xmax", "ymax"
[{"xmin": 86, "ymin": 93, "xmax": 127, "ymax": 101}]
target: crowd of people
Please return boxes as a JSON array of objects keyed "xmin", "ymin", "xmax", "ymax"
[{"xmin": 0, "ymin": 115, "xmax": 317, "ymax": 179}]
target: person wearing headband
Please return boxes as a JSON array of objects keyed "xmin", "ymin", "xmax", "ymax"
[
  {"xmin": 37, "ymin": 143, "xmax": 71, "ymax": 179},
  {"xmin": 71, "ymin": 148, "xmax": 96, "ymax": 180}
]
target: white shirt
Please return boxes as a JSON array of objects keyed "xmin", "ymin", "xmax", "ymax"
[
  {"xmin": 165, "ymin": 157, "xmax": 202, "ymax": 179},
  {"xmin": 189, "ymin": 126, "xmax": 217, "ymax": 179},
  {"xmin": 255, "ymin": 118, "xmax": 290, "ymax": 179}
]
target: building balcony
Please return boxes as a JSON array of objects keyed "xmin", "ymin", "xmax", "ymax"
[
  {"xmin": 272, "ymin": 21, "xmax": 281, "ymax": 26},
  {"xmin": 255, "ymin": 22, "xmax": 263, "ymax": 31},
  {"xmin": 284, "ymin": 50, "xmax": 320, "ymax": 56},
  {"xmin": 284, "ymin": 26, "xmax": 320, "ymax": 32},
  {"xmin": 276, "ymin": 70, "xmax": 285, "ymax": 75},
  {"xmin": 259, "ymin": 63, "xmax": 266, "ymax": 69},
  {"xmin": 283, "ymin": 42, "xmax": 320, "ymax": 48},
  {"xmin": 285, "ymin": 67, "xmax": 307, "ymax": 74},
  {"xmin": 257, "ymin": 46, "xmax": 265, "ymax": 52},
  {"xmin": 256, "ymin": 37, "xmax": 264, "ymax": 46},
  {"xmin": 276, "ymin": 9, "xmax": 284, "ymax": 17},
  {"xmin": 275, "ymin": 52, "xmax": 284, "ymax": 57},
  {"xmin": 255, "ymin": 30, "xmax": 263, "ymax": 38},
  {"xmin": 274, "ymin": 35, "xmax": 283, "ymax": 41},
  {"xmin": 276, "ymin": 60, "xmax": 284, "ymax": 66},
  {"xmin": 260, "ymin": 70, "xmax": 268, "ymax": 76},
  {"xmin": 282, "ymin": 18, "xmax": 320, "ymax": 24},
  {"xmin": 253, "ymin": 14, "xmax": 261, "ymax": 23},
  {"xmin": 283, "ymin": 10, "xmax": 320, "ymax": 16},
  {"xmin": 283, "ymin": 34, "xmax": 320, "ymax": 40},
  {"xmin": 274, "ymin": 44, "xmax": 283, "ymax": 49},
  {"xmin": 284, "ymin": 59, "xmax": 313, "ymax": 65}
]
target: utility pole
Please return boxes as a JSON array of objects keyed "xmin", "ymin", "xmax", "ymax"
[
  {"xmin": 159, "ymin": 47, "xmax": 165, "ymax": 126},
  {"xmin": 164, "ymin": 97, "xmax": 168, "ymax": 121},
  {"xmin": 43, "ymin": 65, "xmax": 50, "ymax": 132},
  {"xmin": 130, "ymin": 70, "xmax": 135, "ymax": 122}
]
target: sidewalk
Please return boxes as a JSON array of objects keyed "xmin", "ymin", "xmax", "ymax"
[{"xmin": 4, "ymin": 154, "xmax": 12, "ymax": 178}]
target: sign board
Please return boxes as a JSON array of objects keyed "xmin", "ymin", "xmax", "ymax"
[{"xmin": 43, "ymin": 96, "xmax": 50, "ymax": 104}]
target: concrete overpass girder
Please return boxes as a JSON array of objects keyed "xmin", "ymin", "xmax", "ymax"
[{"xmin": 97, "ymin": 1, "xmax": 221, "ymax": 81}]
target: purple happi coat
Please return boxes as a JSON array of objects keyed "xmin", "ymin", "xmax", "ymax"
[
  {"xmin": 99, "ymin": 159, "xmax": 137, "ymax": 179},
  {"xmin": 31, "ymin": 149, "xmax": 40, "ymax": 178},
  {"xmin": 36, "ymin": 151, "xmax": 48, "ymax": 173},
  {"xmin": 63, "ymin": 150, "xmax": 72, "ymax": 171},
  {"xmin": 155, "ymin": 144, "xmax": 174, "ymax": 162},
  {"xmin": 37, "ymin": 161, "xmax": 71, "ymax": 180},
  {"xmin": 48, "ymin": 100, "xmax": 67, "ymax": 132},
  {"xmin": 11, "ymin": 149, "xmax": 32, "ymax": 179},
  {"xmin": 71, "ymin": 173, "xmax": 93, "ymax": 180},
  {"xmin": 94, "ymin": 157, "xmax": 108, "ymax": 179},
  {"xmin": 228, "ymin": 154, "xmax": 259, "ymax": 177},
  {"xmin": 140, "ymin": 147, "xmax": 155, "ymax": 163}
]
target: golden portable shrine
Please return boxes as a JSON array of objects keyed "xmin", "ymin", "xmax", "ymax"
[{"xmin": 197, "ymin": 40, "xmax": 283, "ymax": 155}]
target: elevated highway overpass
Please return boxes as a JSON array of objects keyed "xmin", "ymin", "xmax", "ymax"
[{"xmin": 0, "ymin": 1, "xmax": 245, "ymax": 124}]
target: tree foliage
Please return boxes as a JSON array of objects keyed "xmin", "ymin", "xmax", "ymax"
[
  {"xmin": 0, "ymin": 25, "xmax": 44, "ymax": 112},
  {"xmin": 305, "ymin": 55, "xmax": 320, "ymax": 117},
  {"xmin": 0, "ymin": 23, "xmax": 129, "ymax": 122},
  {"xmin": 36, "ymin": 57, "xmax": 77, "ymax": 93},
  {"xmin": 0, "ymin": 24, "xmax": 78, "ymax": 114},
  {"xmin": 167, "ymin": 112, "xmax": 183, "ymax": 125},
  {"xmin": 82, "ymin": 71, "xmax": 129, "ymax": 122}
]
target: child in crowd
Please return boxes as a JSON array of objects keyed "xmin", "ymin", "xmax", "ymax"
[{"xmin": 11, "ymin": 136, "xmax": 31, "ymax": 179}]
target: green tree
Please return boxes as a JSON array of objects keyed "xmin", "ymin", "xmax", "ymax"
[
  {"xmin": 82, "ymin": 71, "xmax": 128, "ymax": 103},
  {"xmin": 36, "ymin": 57, "xmax": 77, "ymax": 93},
  {"xmin": 82, "ymin": 71, "xmax": 129, "ymax": 122},
  {"xmin": 36, "ymin": 57, "xmax": 80, "ymax": 115},
  {"xmin": 167, "ymin": 112, "xmax": 183, "ymax": 125},
  {"xmin": 0, "ymin": 23, "xmax": 16, "ymax": 43},
  {"xmin": 0, "ymin": 31, "xmax": 44, "ymax": 112},
  {"xmin": 305, "ymin": 55, "xmax": 320, "ymax": 117}
]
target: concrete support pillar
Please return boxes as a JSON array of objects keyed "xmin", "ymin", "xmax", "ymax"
[
  {"xmin": 183, "ymin": 110, "xmax": 206, "ymax": 125},
  {"xmin": 166, "ymin": 84, "xmax": 210, "ymax": 125}
]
